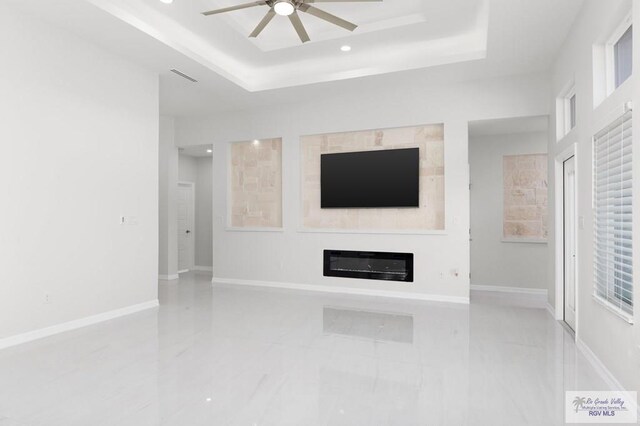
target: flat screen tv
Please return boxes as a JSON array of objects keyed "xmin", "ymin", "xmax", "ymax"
[{"xmin": 321, "ymin": 148, "xmax": 419, "ymax": 208}]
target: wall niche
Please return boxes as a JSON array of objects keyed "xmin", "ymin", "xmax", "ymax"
[
  {"xmin": 301, "ymin": 124, "xmax": 445, "ymax": 231},
  {"xmin": 230, "ymin": 138, "xmax": 282, "ymax": 228}
]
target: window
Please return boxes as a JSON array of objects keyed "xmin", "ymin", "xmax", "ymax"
[
  {"xmin": 556, "ymin": 83, "xmax": 576, "ymax": 141},
  {"xmin": 594, "ymin": 13, "xmax": 633, "ymax": 106},
  {"xmin": 614, "ymin": 25, "xmax": 633, "ymax": 88},
  {"xmin": 593, "ymin": 108, "xmax": 633, "ymax": 319},
  {"xmin": 569, "ymin": 93, "xmax": 576, "ymax": 130}
]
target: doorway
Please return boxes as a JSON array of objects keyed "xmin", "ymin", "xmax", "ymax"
[
  {"xmin": 467, "ymin": 115, "xmax": 550, "ymax": 305},
  {"xmin": 176, "ymin": 144, "xmax": 214, "ymax": 275},
  {"xmin": 177, "ymin": 182, "xmax": 194, "ymax": 273},
  {"xmin": 563, "ymin": 155, "xmax": 577, "ymax": 331}
]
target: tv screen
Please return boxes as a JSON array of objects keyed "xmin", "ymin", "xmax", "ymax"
[{"xmin": 321, "ymin": 148, "xmax": 419, "ymax": 208}]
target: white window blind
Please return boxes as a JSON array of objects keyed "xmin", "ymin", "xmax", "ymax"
[{"xmin": 593, "ymin": 109, "xmax": 633, "ymax": 318}]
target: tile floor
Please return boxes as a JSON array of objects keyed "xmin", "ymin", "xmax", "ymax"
[{"xmin": 0, "ymin": 272, "xmax": 609, "ymax": 425}]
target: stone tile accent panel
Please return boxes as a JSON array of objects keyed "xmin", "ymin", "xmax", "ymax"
[
  {"xmin": 230, "ymin": 139, "xmax": 282, "ymax": 228},
  {"xmin": 301, "ymin": 124, "xmax": 445, "ymax": 230},
  {"xmin": 503, "ymin": 154, "xmax": 548, "ymax": 240}
]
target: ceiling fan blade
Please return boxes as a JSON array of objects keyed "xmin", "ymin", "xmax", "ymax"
[
  {"xmin": 249, "ymin": 9, "xmax": 276, "ymax": 37},
  {"xmin": 304, "ymin": 0, "xmax": 382, "ymax": 2},
  {"xmin": 298, "ymin": 4, "xmax": 357, "ymax": 31},
  {"xmin": 202, "ymin": 1, "xmax": 267, "ymax": 16},
  {"xmin": 289, "ymin": 11, "xmax": 310, "ymax": 43}
]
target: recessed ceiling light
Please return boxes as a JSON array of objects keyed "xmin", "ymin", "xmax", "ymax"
[
  {"xmin": 274, "ymin": 0, "xmax": 295, "ymax": 16},
  {"xmin": 160, "ymin": 0, "xmax": 173, "ymax": 4},
  {"xmin": 340, "ymin": 45, "xmax": 351, "ymax": 52},
  {"xmin": 206, "ymin": 149, "xmax": 212, "ymax": 153}
]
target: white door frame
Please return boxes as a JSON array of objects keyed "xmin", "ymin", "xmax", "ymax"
[
  {"xmin": 562, "ymin": 155, "xmax": 577, "ymax": 331},
  {"xmin": 178, "ymin": 181, "xmax": 195, "ymax": 273},
  {"xmin": 554, "ymin": 143, "xmax": 579, "ymax": 338}
]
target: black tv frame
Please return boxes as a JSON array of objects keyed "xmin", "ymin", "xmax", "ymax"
[{"xmin": 320, "ymin": 147, "xmax": 420, "ymax": 209}]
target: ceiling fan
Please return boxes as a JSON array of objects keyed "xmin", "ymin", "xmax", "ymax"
[{"xmin": 202, "ymin": 0, "xmax": 382, "ymax": 43}]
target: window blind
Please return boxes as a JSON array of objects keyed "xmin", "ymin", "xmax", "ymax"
[{"xmin": 593, "ymin": 109, "xmax": 633, "ymax": 317}]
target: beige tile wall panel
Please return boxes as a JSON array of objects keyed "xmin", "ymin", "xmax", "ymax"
[
  {"xmin": 502, "ymin": 153, "xmax": 548, "ymax": 240},
  {"xmin": 230, "ymin": 139, "xmax": 282, "ymax": 228},
  {"xmin": 301, "ymin": 124, "xmax": 445, "ymax": 231}
]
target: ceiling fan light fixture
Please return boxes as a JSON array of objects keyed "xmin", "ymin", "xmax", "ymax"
[{"xmin": 274, "ymin": 0, "xmax": 295, "ymax": 16}]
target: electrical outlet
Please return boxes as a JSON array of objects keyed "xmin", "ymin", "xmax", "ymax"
[
  {"xmin": 120, "ymin": 216, "xmax": 139, "ymax": 225},
  {"xmin": 44, "ymin": 293, "xmax": 51, "ymax": 304}
]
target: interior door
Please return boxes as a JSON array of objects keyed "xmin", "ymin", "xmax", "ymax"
[
  {"xmin": 563, "ymin": 156, "xmax": 577, "ymax": 331},
  {"xmin": 177, "ymin": 184, "xmax": 193, "ymax": 273}
]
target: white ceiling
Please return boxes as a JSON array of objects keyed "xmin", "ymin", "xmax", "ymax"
[
  {"xmin": 80, "ymin": 0, "xmax": 488, "ymax": 91},
  {"xmin": 5, "ymin": 0, "xmax": 584, "ymax": 116},
  {"xmin": 469, "ymin": 115, "xmax": 549, "ymax": 137},
  {"xmin": 197, "ymin": 0, "xmax": 465, "ymax": 52}
]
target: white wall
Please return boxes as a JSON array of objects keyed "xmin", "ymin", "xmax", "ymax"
[
  {"xmin": 469, "ymin": 131, "xmax": 548, "ymax": 290},
  {"xmin": 178, "ymin": 153, "xmax": 198, "ymax": 183},
  {"xmin": 548, "ymin": 0, "xmax": 639, "ymax": 391},
  {"xmin": 174, "ymin": 72, "xmax": 550, "ymax": 302},
  {"xmin": 195, "ymin": 157, "xmax": 213, "ymax": 268},
  {"xmin": 0, "ymin": 4, "xmax": 159, "ymax": 339},
  {"xmin": 159, "ymin": 117, "xmax": 178, "ymax": 278}
]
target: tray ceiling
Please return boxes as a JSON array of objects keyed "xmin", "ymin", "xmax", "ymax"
[{"xmin": 84, "ymin": 0, "xmax": 488, "ymax": 90}]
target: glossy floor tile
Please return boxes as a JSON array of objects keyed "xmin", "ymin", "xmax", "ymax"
[
  {"xmin": 322, "ymin": 306, "xmax": 414, "ymax": 344},
  {"xmin": 0, "ymin": 273, "xmax": 610, "ymax": 425}
]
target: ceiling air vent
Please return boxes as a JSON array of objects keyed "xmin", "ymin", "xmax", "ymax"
[{"xmin": 170, "ymin": 69, "xmax": 198, "ymax": 83}]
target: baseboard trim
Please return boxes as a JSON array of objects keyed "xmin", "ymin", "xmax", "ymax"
[
  {"xmin": 545, "ymin": 302, "xmax": 555, "ymax": 318},
  {"xmin": 470, "ymin": 284, "xmax": 548, "ymax": 296},
  {"xmin": 576, "ymin": 338, "xmax": 626, "ymax": 392},
  {"xmin": 211, "ymin": 277, "xmax": 469, "ymax": 304},
  {"xmin": 192, "ymin": 266, "xmax": 213, "ymax": 272},
  {"xmin": 159, "ymin": 274, "xmax": 179, "ymax": 281},
  {"xmin": 0, "ymin": 299, "xmax": 159, "ymax": 351}
]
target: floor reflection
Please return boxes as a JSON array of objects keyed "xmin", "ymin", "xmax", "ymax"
[{"xmin": 322, "ymin": 306, "xmax": 414, "ymax": 344}]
